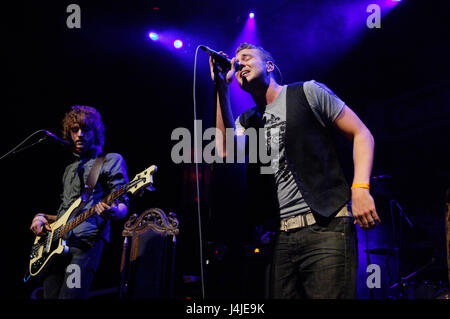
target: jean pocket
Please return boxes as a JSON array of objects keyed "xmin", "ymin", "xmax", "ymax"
[{"xmin": 307, "ymin": 217, "xmax": 351, "ymax": 235}]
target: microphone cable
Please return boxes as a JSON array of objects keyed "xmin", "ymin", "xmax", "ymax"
[
  {"xmin": 193, "ymin": 45, "xmax": 206, "ymax": 299},
  {"xmin": 274, "ymin": 64, "xmax": 284, "ymax": 85}
]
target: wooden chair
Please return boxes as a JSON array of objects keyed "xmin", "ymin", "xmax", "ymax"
[{"xmin": 119, "ymin": 208, "xmax": 179, "ymax": 299}]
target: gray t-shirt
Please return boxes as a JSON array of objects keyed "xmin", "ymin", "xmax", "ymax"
[{"xmin": 235, "ymin": 80, "xmax": 345, "ymax": 219}]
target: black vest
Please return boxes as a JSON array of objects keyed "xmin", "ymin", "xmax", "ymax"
[{"xmin": 239, "ymin": 82, "xmax": 350, "ymax": 220}]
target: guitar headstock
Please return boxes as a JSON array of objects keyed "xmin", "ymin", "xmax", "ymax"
[{"xmin": 127, "ymin": 165, "xmax": 157, "ymax": 195}]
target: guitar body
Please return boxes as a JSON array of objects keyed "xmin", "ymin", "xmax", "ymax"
[
  {"xmin": 29, "ymin": 197, "xmax": 82, "ymax": 277},
  {"xmin": 27, "ymin": 164, "xmax": 157, "ymax": 278}
]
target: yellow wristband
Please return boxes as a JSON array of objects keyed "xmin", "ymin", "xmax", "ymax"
[{"xmin": 351, "ymin": 183, "xmax": 370, "ymax": 190}]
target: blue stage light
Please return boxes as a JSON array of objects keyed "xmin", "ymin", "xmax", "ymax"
[
  {"xmin": 173, "ymin": 39, "xmax": 183, "ymax": 49},
  {"xmin": 148, "ymin": 32, "xmax": 158, "ymax": 41},
  {"xmin": 249, "ymin": 12, "xmax": 255, "ymax": 19}
]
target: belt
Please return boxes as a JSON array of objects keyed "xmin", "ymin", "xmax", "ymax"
[{"xmin": 280, "ymin": 206, "xmax": 352, "ymax": 232}]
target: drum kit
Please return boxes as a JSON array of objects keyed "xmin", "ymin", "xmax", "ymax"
[
  {"xmin": 363, "ymin": 177, "xmax": 449, "ymax": 299},
  {"xmin": 365, "ymin": 247, "xmax": 449, "ymax": 299}
]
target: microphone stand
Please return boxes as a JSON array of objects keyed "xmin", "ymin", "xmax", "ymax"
[
  {"xmin": 1, "ymin": 130, "xmax": 70, "ymax": 162},
  {"xmin": 1, "ymin": 130, "xmax": 68, "ymax": 283},
  {"xmin": 204, "ymin": 62, "xmax": 229, "ymax": 298},
  {"xmin": 193, "ymin": 52, "xmax": 221, "ymax": 300},
  {"xmin": 203, "ymin": 65, "xmax": 220, "ymax": 298},
  {"xmin": 365, "ymin": 231, "xmax": 375, "ymax": 299},
  {"xmin": 1, "ymin": 134, "xmax": 49, "ymax": 161},
  {"xmin": 389, "ymin": 199, "xmax": 414, "ymax": 298}
]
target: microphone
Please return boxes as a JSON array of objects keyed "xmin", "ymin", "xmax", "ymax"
[
  {"xmin": 200, "ymin": 45, "xmax": 241, "ymax": 71},
  {"xmin": 43, "ymin": 130, "xmax": 71, "ymax": 147}
]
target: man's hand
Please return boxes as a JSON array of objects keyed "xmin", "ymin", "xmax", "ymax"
[
  {"xmin": 209, "ymin": 52, "xmax": 236, "ymax": 84},
  {"xmin": 95, "ymin": 200, "xmax": 128, "ymax": 220},
  {"xmin": 95, "ymin": 201, "xmax": 118, "ymax": 220},
  {"xmin": 351, "ymin": 188, "xmax": 380, "ymax": 230},
  {"xmin": 30, "ymin": 214, "xmax": 52, "ymax": 236}
]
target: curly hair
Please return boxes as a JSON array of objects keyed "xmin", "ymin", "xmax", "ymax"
[{"xmin": 61, "ymin": 105, "xmax": 105, "ymax": 147}]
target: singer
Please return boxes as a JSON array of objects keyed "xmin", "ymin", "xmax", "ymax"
[
  {"xmin": 29, "ymin": 105, "xmax": 129, "ymax": 299},
  {"xmin": 210, "ymin": 43, "xmax": 380, "ymax": 299}
]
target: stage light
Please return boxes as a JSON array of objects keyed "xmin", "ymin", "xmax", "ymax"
[
  {"xmin": 148, "ymin": 32, "xmax": 158, "ymax": 41},
  {"xmin": 173, "ymin": 39, "xmax": 183, "ymax": 49},
  {"xmin": 254, "ymin": 248, "xmax": 260, "ymax": 254},
  {"xmin": 230, "ymin": 9, "xmax": 260, "ymax": 116},
  {"xmin": 385, "ymin": 0, "xmax": 402, "ymax": 7}
]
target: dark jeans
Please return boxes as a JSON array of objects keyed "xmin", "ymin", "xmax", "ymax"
[
  {"xmin": 270, "ymin": 216, "xmax": 358, "ymax": 299},
  {"xmin": 43, "ymin": 239, "xmax": 104, "ymax": 299}
]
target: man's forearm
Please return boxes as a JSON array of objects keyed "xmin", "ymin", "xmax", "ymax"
[
  {"xmin": 352, "ymin": 129, "xmax": 375, "ymax": 184},
  {"xmin": 35, "ymin": 213, "xmax": 57, "ymax": 223},
  {"xmin": 215, "ymin": 83, "xmax": 235, "ymax": 158}
]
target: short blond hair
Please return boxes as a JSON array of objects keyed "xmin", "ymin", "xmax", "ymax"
[{"xmin": 236, "ymin": 42, "xmax": 275, "ymax": 64}]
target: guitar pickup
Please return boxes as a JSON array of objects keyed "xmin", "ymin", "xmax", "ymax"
[{"xmin": 44, "ymin": 233, "xmax": 52, "ymax": 254}]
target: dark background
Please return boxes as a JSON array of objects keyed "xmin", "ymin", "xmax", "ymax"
[{"xmin": 3, "ymin": 0, "xmax": 449, "ymax": 299}]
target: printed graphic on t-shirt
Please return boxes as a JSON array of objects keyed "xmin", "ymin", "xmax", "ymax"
[{"xmin": 262, "ymin": 113, "xmax": 289, "ymax": 181}]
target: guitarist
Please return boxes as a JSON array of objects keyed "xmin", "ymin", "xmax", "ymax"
[{"xmin": 29, "ymin": 105, "xmax": 129, "ymax": 299}]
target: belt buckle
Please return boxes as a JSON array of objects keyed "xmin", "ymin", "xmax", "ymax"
[
  {"xmin": 281, "ymin": 217, "xmax": 293, "ymax": 232},
  {"xmin": 298, "ymin": 215, "xmax": 305, "ymax": 228},
  {"xmin": 283, "ymin": 215, "xmax": 301, "ymax": 232}
]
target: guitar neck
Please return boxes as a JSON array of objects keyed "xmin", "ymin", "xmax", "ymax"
[{"xmin": 60, "ymin": 186, "xmax": 127, "ymax": 238}]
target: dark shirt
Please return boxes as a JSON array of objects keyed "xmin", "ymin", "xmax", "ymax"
[{"xmin": 56, "ymin": 152, "xmax": 129, "ymax": 245}]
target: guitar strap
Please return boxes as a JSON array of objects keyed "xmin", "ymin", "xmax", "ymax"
[
  {"xmin": 84, "ymin": 154, "xmax": 107, "ymax": 200},
  {"xmin": 62, "ymin": 154, "xmax": 106, "ymax": 240}
]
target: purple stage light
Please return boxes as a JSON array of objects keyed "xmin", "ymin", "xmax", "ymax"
[
  {"xmin": 173, "ymin": 39, "xmax": 183, "ymax": 49},
  {"xmin": 385, "ymin": 0, "xmax": 402, "ymax": 6},
  {"xmin": 229, "ymin": 9, "xmax": 260, "ymax": 116},
  {"xmin": 148, "ymin": 32, "xmax": 158, "ymax": 41}
]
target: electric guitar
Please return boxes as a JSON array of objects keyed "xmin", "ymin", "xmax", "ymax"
[{"xmin": 28, "ymin": 165, "xmax": 157, "ymax": 278}]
